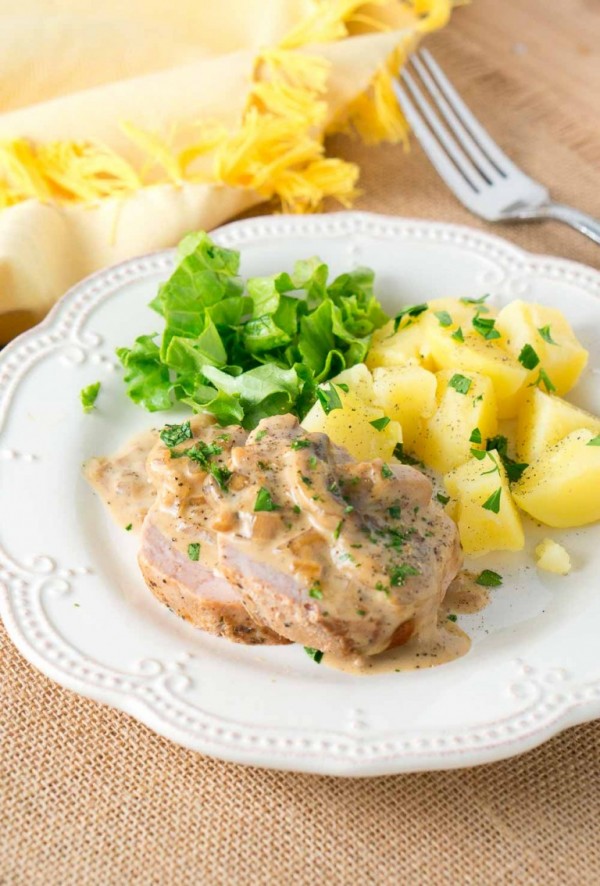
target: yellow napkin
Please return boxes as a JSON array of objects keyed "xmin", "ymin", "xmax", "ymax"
[{"xmin": 0, "ymin": 0, "xmax": 453, "ymax": 342}]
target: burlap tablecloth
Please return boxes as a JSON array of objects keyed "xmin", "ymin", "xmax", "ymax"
[{"xmin": 2, "ymin": 2, "xmax": 600, "ymax": 883}]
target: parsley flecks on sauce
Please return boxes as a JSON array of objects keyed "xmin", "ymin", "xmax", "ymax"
[
  {"xmin": 393, "ymin": 303, "xmax": 428, "ymax": 332},
  {"xmin": 160, "ymin": 421, "xmax": 193, "ymax": 448},
  {"xmin": 447, "ymin": 613, "xmax": 458, "ymax": 622},
  {"xmin": 254, "ymin": 487, "xmax": 279, "ymax": 512},
  {"xmin": 291, "ymin": 438, "xmax": 311, "ymax": 450},
  {"xmin": 388, "ymin": 505, "xmax": 401, "ymax": 519},
  {"xmin": 476, "ymin": 569, "xmax": 503, "ymax": 587},
  {"xmin": 389, "ymin": 564, "xmax": 420, "ymax": 586},
  {"xmin": 80, "ymin": 381, "xmax": 101, "ymax": 413},
  {"xmin": 308, "ymin": 585, "xmax": 323, "ymax": 600},
  {"xmin": 518, "ymin": 343, "xmax": 540, "ymax": 370},
  {"xmin": 448, "ymin": 374, "xmax": 472, "ymax": 395},
  {"xmin": 381, "ymin": 463, "xmax": 394, "ymax": 479},
  {"xmin": 482, "ymin": 488, "xmax": 502, "ymax": 513},
  {"xmin": 293, "ymin": 504, "xmax": 302, "ymax": 513},
  {"xmin": 538, "ymin": 325, "xmax": 558, "ymax": 345},
  {"xmin": 369, "ymin": 416, "xmax": 391, "ymax": 431},
  {"xmin": 333, "ymin": 520, "xmax": 344, "ymax": 540},
  {"xmin": 393, "ymin": 443, "xmax": 422, "ymax": 466},
  {"xmin": 451, "ymin": 326, "xmax": 464, "ymax": 342},
  {"xmin": 125, "ymin": 523, "xmax": 133, "ymax": 531},
  {"xmin": 308, "ymin": 455, "xmax": 318, "ymax": 469},
  {"xmin": 187, "ymin": 543, "xmax": 201, "ymax": 561},
  {"xmin": 209, "ymin": 463, "xmax": 232, "ymax": 491},
  {"xmin": 436, "ymin": 492, "xmax": 450, "ymax": 505},
  {"xmin": 255, "ymin": 429, "xmax": 267, "ymax": 441},
  {"xmin": 316, "ymin": 382, "xmax": 343, "ymax": 415},
  {"xmin": 485, "ymin": 435, "xmax": 528, "ymax": 483},
  {"xmin": 304, "ymin": 646, "xmax": 323, "ymax": 663}
]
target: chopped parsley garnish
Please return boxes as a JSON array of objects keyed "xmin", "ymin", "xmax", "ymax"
[
  {"xmin": 451, "ymin": 326, "xmax": 465, "ymax": 343},
  {"xmin": 336, "ymin": 383, "xmax": 350, "ymax": 393},
  {"xmin": 485, "ymin": 435, "xmax": 528, "ymax": 482},
  {"xmin": 255, "ymin": 429, "xmax": 267, "ymax": 441},
  {"xmin": 309, "ymin": 585, "xmax": 323, "ymax": 600},
  {"xmin": 370, "ymin": 416, "xmax": 391, "ymax": 431},
  {"xmin": 160, "ymin": 421, "xmax": 193, "ymax": 448},
  {"xmin": 304, "ymin": 647, "xmax": 323, "ymax": 663},
  {"xmin": 393, "ymin": 303, "xmax": 429, "ymax": 332},
  {"xmin": 392, "ymin": 443, "xmax": 422, "ymax": 466},
  {"xmin": 375, "ymin": 581, "xmax": 388, "ymax": 594},
  {"xmin": 291, "ymin": 438, "xmax": 311, "ymax": 450},
  {"xmin": 481, "ymin": 452, "xmax": 500, "ymax": 476},
  {"xmin": 538, "ymin": 325, "xmax": 558, "ymax": 345},
  {"xmin": 389, "ymin": 564, "xmax": 420, "ymax": 586},
  {"xmin": 476, "ymin": 569, "xmax": 503, "ymax": 587},
  {"xmin": 125, "ymin": 523, "xmax": 133, "ymax": 531},
  {"xmin": 531, "ymin": 367, "xmax": 556, "ymax": 393},
  {"xmin": 434, "ymin": 310, "xmax": 453, "ymax": 327},
  {"xmin": 301, "ymin": 474, "xmax": 312, "ymax": 486},
  {"xmin": 293, "ymin": 504, "xmax": 302, "ymax": 513},
  {"xmin": 460, "ymin": 294, "xmax": 490, "ymax": 306},
  {"xmin": 308, "ymin": 455, "xmax": 318, "ymax": 469},
  {"xmin": 482, "ymin": 488, "xmax": 502, "ymax": 513},
  {"xmin": 356, "ymin": 609, "xmax": 367, "ymax": 617},
  {"xmin": 333, "ymin": 520, "xmax": 344, "ymax": 540},
  {"xmin": 388, "ymin": 505, "xmax": 402, "ymax": 519},
  {"xmin": 471, "ymin": 448, "xmax": 487, "ymax": 461},
  {"xmin": 518, "ymin": 344, "xmax": 540, "ymax": 370},
  {"xmin": 469, "ymin": 427, "xmax": 482, "ymax": 444},
  {"xmin": 316, "ymin": 382, "xmax": 343, "ymax": 414},
  {"xmin": 254, "ymin": 487, "xmax": 279, "ymax": 512},
  {"xmin": 181, "ymin": 440, "xmax": 222, "ymax": 465},
  {"xmin": 187, "ymin": 543, "xmax": 201, "ymax": 561},
  {"xmin": 258, "ymin": 461, "xmax": 271, "ymax": 471},
  {"xmin": 446, "ymin": 613, "xmax": 458, "ymax": 622},
  {"xmin": 216, "ymin": 433, "xmax": 231, "ymax": 442},
  {"xmin": 448, "ymin": 374, "xmax": 472, "ymax": 395},
  {"xmin": 344, "ymin": 504, "xmax": 354, "ymax": 514},
  {"xmin": 80, "ymin": 381, "xmax": 101, "ymax": 413},
  {"xmin": 472, "ymin": 313, "xmax": 501, "ymax": 340},
  {"xmin": 209, "ymin": 463, "xmax": 231, "ymax": 491},
  {"xmin": 587, "ymin": 435, "xmax": 600, "ymax": 447},
  {"xmin": 381, "ymin": 463, "xmax": 394, "ymax": 479},
  {"xmin": 436, "ymin": 492, "xmax": 450, "ymax": 505}
]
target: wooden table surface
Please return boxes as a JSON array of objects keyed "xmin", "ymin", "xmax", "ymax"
[{"xmin": 330, "ymin": 0, "xmax": 600, "ymax": 272}]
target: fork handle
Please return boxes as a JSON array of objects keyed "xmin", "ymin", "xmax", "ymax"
[{"xmin": 515, "ymin": 202, "xmax": 600, "ymax": 245}]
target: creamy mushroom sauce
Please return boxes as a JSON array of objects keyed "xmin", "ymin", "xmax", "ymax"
[{"xmin": 84, "ymin": 417, "xmax": 490, "ymax": 673}]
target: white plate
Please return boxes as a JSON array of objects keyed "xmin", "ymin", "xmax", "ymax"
[{"xmin": 1, "ymin": 212, "xmax": 600, "ymax": 776}]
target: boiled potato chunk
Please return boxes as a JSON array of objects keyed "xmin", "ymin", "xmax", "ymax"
[
  {"xmin": 372, "ymin": 365, "xmax": 437, "ymax": 450},
  {"xmin": 412, "ymin": 369, "xmax": 497, "ymax": 473},
  {"xmin": 444, "ymin": 451, "xmax": 525, "ymax": 556},
  {"xmin": 515, "ymin": 387, "xmax": 600, "ymax": 463},
  {"xmin": 535, "ymin": 539, "xmax": 571, "ymax": 575},
  {"xmin": 495, "ymin": 300, "xmax": 588, "ymax": 396},
  {"xmin": 427, "ymin": 327, "xmax": 528, "ymax": 418},
  {"xmin": 302, "ymin": 364, "xmax": 402, "ymax": 461},
  {"xmin": 512, "ymin": 429, "xmax": 600, "ymax": 527},
  {"xmin": 366, "ymin": 316, "xmax": 434, "ymax": 370}
]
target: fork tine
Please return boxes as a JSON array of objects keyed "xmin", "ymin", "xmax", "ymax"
[
  {"xmin": 392, "ymin": 79, "xmax": 482, "ymax": 203},
  {"xmin": 418, "ymin": 49, "xmax": 518, "ymax": 177},
  {"xmin": 401, "ymin": 67, "xmax": 485, "ymax": 191}
]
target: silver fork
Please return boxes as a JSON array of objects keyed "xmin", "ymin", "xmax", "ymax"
[{"xmin": 393, "ymin": 49, "xmax": 600, "ymax": 245}]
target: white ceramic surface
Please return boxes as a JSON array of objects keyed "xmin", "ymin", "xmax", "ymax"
[{"xmin": 1, "ymin": 212, "xmax": 600, "ymax": 776}]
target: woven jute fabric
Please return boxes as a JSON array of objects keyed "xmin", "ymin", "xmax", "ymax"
[{"xmin": 2, "ymin": 1, "xmax": 600, "ymax": 884}]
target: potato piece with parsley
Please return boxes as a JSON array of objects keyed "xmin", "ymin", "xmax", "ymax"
[
  {"xmin": 512, "ymin": 429, "xmax": 600, "ymax": 527},
  {"xmin": 444, "ymin": 450, "xmax": 525, "ymax": 556},
  {"xmin": 366, "ymin": 314, "xmax": 434, "ymax": 371},
  {"xmin": 495, "ymin": 300, "xmax": 588, "ymax": 397},
  {"xmin": 302, "ymin": 364, "xmax": 402, "ymax": 461},
  {"xmin": 411, "ymin": 370, "xmax": 497, "ymax": 474},
  {"xmin": 515, "ymin": 387, "xmax": 600, "ymax": 463},
  {"xmin": 372, "ymin": 365, "xmax": 437, "ymax": 450},
  {"xmin": 427, "ymin": 326, "xmax": 528, "ymax": 419}
]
